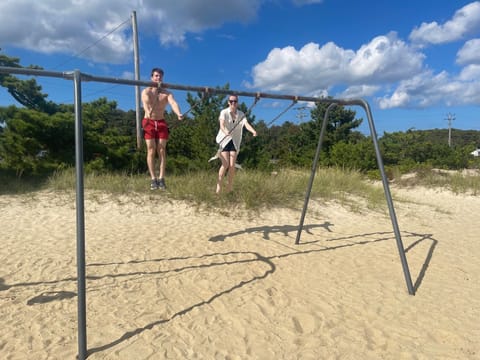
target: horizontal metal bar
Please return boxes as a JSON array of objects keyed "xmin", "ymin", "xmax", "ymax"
[{"xmin": 0, "ymin": 66, "xmax": 364, "ymax": 106}]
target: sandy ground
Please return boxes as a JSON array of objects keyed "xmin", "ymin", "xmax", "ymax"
[{"xmin": 0, "ymin": 185, "xmax": 478, "ymax": 359}]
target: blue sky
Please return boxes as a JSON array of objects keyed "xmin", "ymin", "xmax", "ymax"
[{"xmin": 1, "ymin": 0, "xmax": 480, "ymax": 135}]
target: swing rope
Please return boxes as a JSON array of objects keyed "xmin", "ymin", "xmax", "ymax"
[
  {"xmin": 247, "ymin": 92, "xmax": 261, "ymax": 113},
  {"xmin": 166, "ymin": 88, "xmax": 211, "ymax": 134},
  {"xmin": 265, "ymin": 97, "xmax": 298, "ymax": 127},
  {"xmin": 182, "ymin": 87, "xmax": 211, "ymax": 117}
]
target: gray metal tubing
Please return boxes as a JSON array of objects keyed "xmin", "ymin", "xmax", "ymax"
[
  {"xmin": 295, "ymin": 99, "xmax": 414, "ymax": 295},
  {"xmin": 360, "ymin": 100, "xmax": 415, "ymax": 295},
  {"xmin": 73, "ymin": 70, "xmax": 88, "ymax": 359},
  {"xmin": 0, "ymin": 65, "xmax": 415, "ymax": 360},
  {"xmin": 0, "ymin": 66, "xmax": 371, "ymax": 107},
  {"xmin": 295, "ymin": 103, "xmax": 333, "ymax": 245}
]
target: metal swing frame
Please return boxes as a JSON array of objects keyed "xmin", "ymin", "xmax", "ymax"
[{"xmin": 0, "ymin": 66, "xmax": 415, "ymax": 360}]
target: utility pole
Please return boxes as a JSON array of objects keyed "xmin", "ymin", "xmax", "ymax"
[
  {"xmin": 132, "ymin": 11, "xmax": 142, "ymax": 149},
  {"xmin": 295, "ymin": 105, "xmax": 309, "ymax": 123},
  {"xmin": 445, "ymin": 112, "xmax": 455, "ymax": 147}
]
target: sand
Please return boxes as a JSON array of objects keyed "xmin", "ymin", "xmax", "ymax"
[{"xmin": 0, "ymin": 185, "xmax": 478, "ymax": 359}]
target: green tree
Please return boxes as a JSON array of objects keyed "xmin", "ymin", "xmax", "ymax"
[
  {"xmin": 309, "ymin": 102, "xmax": 363, "ymax": 152},
  {"xmin": 329, "ymin": 138, "xmax": 376, "ymax": 171},
  {"xmin": 0, "ymin": 106, "xmax": 74, "ymax": 176},
  {"xmin": 80, "ymin": 98, "xmax": 137, "ymax": 172},
  {"xmin": 0, "ymin": 53, "xmax": 60, "ymax": 114},
  {"xmin": 272, "ymin": 121, "xmax": 313, "ymax": 168},
  {"xmin": 270, "ymin": 103, "xmax": 364, "ymax": 168}
]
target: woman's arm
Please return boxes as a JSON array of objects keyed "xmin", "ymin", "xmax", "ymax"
[{"xmin": 244, "ymin": 121, "xmax": 257, "ymax": 137}]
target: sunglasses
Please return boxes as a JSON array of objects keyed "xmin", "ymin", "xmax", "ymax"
[{"xmin": 229, "ymin": 100, "xmax": 238, "ymax": 104}]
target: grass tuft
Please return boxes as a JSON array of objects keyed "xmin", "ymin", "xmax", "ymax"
[{"xmin": 2, "ymin": 167, "xmax": 479, "ymax": 214}]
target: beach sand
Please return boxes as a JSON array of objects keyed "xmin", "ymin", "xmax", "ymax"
[{"xmin": 0, "ymin": 186, "xmax": 478, "ymax": 359}]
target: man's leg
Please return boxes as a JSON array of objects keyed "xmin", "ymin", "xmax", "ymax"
[
  {"xmin": 157, "ymin": 139, "xmax": 168, "ymax": 189},
  {"xmin": 146, "ymin": 139, "xmax": 157, "ymax": 179},
  {"xmin": 146, "ymin": 139, "xmax": 158, "ymax": 190}
]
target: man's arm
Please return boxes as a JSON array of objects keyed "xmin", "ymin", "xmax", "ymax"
[
  {"xmin": 141, "ymin": 89, "xmax": 153, "ymax": 118},
  {"xmin": 167, "ymin": 93, "xmax": 183, "ymax": 120}
]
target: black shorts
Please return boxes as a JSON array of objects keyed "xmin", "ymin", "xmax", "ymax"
[{"xmin": 222, "ymin": 140, "xmax": 237, "ymax": 152}]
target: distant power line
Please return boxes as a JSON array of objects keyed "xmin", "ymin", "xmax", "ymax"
[{"xmin": 53, "ymin": 17, "xmax": 131, "ymax": 69}]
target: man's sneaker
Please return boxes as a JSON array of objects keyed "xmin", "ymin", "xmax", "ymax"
[
  {"xmin": 150, "ymin": 179, "xmax": 159, "ymax": 190},
  {"xmin": 157, "ymin": 178, "xmax": 166, "ymax": 190}
]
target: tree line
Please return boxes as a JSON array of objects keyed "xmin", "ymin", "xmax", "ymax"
[{"xmin": 1, "ymin": 52, "xmax": 480, "ymax": 178}]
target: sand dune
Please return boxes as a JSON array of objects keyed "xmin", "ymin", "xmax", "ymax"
[{"xmin": 0, "ymin": 186, "xmax": 478, "ymax": 359}]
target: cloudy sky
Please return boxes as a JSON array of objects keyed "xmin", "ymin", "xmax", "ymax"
[{"xmin": 1, "ymin": 0, "xmax": 479, "ymax": 134}]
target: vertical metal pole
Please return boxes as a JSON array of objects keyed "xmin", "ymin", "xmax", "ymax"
[
  {"xmin": 295, "ymin": 103, "xmax": 334, "ymax": 244},
  {"xmin": 360, "ymin": 100, "xmax": 415, "ymax": 295},
  {"xmin": 74, "ymin": 70, "xmax": 88, "ymax": 358},
  {"xmin": 132, "ymin": 11, "xmax": 142, "ymax": 149}
]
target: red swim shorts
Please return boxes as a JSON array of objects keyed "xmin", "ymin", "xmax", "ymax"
[{"xmin": 142, "ymin": 118, "xmax": 169, "ymax": 140}]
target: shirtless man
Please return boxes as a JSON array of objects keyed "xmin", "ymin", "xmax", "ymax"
[{"xmin": 141, "ymin": 68, "xmax": 183, "ymax": 190}]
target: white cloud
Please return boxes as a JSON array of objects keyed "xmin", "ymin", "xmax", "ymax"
[
  {"xmin": 339, "ymin": 85, "xmax": 380, "ymax": 99},
  {"xmin": 248, "ymin": 42, "xmax": 353, "ymax": 93},
  {"xmin": 292, "ymin": 0, "xmax": 324, "ymax": 5},
  {"xmin": 459, "ymin": 64, "xmax": 480, "ymax": 80},
  {"xmin": 121, "ymin": 71, "xmax": 135, "ymax": 80},
  {"xmin": 349, "ymin": 33, "xmax": 424, "ymax": 81},
  {"xmin": 409, "ymin": 1, "xmax": 480, "ymax": 45},
  {"xmin": 249, "ymin": 33, "xmax": 424, "ymax": 95},
  {"xmin": 377, "ymin": 71, "xmax": 441, "ymax": 109},
  {"xmin": 457, "ymin": 38, "xmax": 480, "ymax": 65},
  {"xmin": 0, "ymin": 0, "xmax": 262, "ymax": 63},
  {"xmin": 248, "ymin": 2, "xmax": 480, "ymax": 110},
  {"xmin": 376, "ymin": 70, "xmax": 480, "ymax": 109},
  {"xmin": 138, "ymin": 0, "xmax": 261, "ymax": 46},
  {"xmin": 377, "ymin": 89, "xmax": 411, "ymax": 109},
  {"xmin": 0, "ymin": 0, "xmax": 134, "ymax": 63}
]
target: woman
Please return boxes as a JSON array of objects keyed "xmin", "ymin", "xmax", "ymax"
[{"xmin": 215, "ymin": 94, "xmax": 257, "ymax": 194}]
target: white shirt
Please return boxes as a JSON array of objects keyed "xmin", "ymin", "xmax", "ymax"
[{"xmin": 217, "ymin": 108, "xmax": 247, "ymax": 152}]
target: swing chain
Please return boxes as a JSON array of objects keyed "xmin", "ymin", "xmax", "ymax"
[
  {"xmin": 182, "ymin": 88, "xmax": 211, "ymax": 117},
  {"xmin": 266, "ymin": 97, "xmax": 298, "ymax": 127}
]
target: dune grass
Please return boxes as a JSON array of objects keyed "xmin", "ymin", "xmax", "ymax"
[
  {"xmin": 0, "ymin": 167, "xmax": 387, "ymax": 212},
  {"xmin": 1, "ymin": 166, "xmax": 479, "ymax": 213},
  {"xmin": 391, "ymin": 168, "xmax": 480, "ymax": 195}
]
